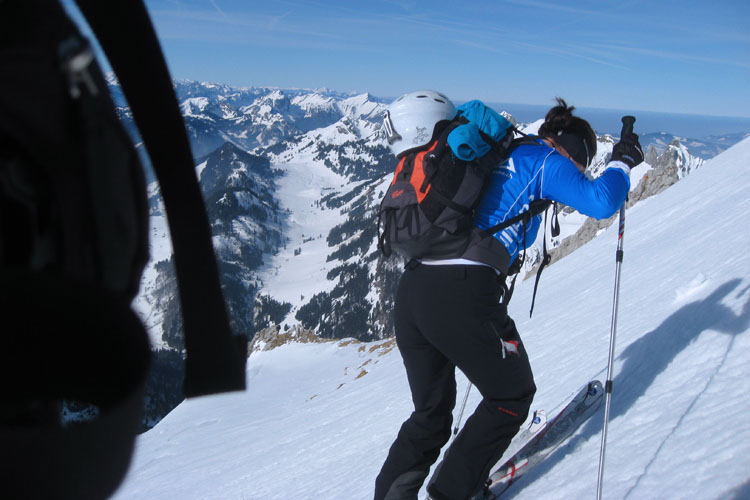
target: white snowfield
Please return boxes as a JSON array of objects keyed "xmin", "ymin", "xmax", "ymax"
[{"xmin": 113, "ymin": 137, "xmax": 750, "ymax": 500}]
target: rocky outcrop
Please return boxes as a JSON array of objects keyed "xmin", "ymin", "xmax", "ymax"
[{"xmin": 248, "ymin": 325, "xmax": 331, "ymax": 354}]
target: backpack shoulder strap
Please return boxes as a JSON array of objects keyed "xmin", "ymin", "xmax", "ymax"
[
  {"xmin": 478, "ymin": 198, "xmax": 552, "ymax": 239},
  {"xmin": 75, "ymin": 0, "xmax": 246, "ymax": 396},
  {"xmin": 507, "ymin": 134, "xmax": 545, "ymax": 152},
  {"xmin": 475, "ymin": 135, "xmax": 550, "ymax": 238}
]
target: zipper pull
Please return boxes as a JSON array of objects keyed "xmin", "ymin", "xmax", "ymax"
[{"xmin": 58, "ymin": 36, "xmax": 99, "ymax": 99}]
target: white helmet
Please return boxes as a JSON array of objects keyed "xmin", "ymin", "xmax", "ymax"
[{"xmin": 383, "ymin": 90, "xmax": 456, "ymax": 157}]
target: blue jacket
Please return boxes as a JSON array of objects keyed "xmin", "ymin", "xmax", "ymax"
[{"xmin": 466, "ymin": 139, "xmax": 631, "ymax": 270}]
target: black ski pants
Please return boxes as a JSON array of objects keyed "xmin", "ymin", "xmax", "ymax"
[{"xmin": 374, "ymin": 263, "xmax": 536, "ymax": 500}]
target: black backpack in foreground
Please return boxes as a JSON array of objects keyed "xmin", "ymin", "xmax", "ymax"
[{"xmin": 0, "ymin": 1, "xmax": 245, "ymax": 498}]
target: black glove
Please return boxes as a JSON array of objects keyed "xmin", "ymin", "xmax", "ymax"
[{"xmin": 611, "ymin": 133, "xmax": 644, "ymax": 168}]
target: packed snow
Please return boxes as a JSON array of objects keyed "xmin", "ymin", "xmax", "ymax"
[
  {"xmin": 113, "ymin": 138, "xmax": 750, "ymax": 499},
  {"xmin": 256, "ymin": 157, "xmax": 354, "ymax": 313}
]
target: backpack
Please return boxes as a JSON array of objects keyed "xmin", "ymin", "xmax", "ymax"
[
  {"xmin": 377, "ymin": 100, "xmax": 549, "ymax": 262},
  {"xmin": 0, "ymin": 1, "xmax": 245, "ymax": 498}
]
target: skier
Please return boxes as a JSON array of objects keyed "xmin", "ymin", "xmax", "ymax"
[{"xmin": 374, "ymin": 92, "xmax": 643, "ymax": 500}]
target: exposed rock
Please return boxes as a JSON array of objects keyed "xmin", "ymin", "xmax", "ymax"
[{"xmin": 248, "ymin": 324, "xmax": 331, "ymax": 354}]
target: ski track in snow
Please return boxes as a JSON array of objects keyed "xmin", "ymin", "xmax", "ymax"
[{"xmin": 113, "ymin": 138, "xmax": 750, "ymax": 500}]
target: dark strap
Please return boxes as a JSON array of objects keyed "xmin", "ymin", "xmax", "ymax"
[
  {"xmin": 420, "ymin": 125, "xmax": 457, "ymax": 192},
  {"xmin": 504, "ymin": 210, "xmax": 533, "ymax": 308},
  {"xmin": 377, "ymin": 208, "xmax": 393, "ymax": 257},
  {"xmin": 479, "ymin": 198, "xmax": 552, "ymax": 239},
  {"xmin": 528, "ymin": 202, "xmax": 559, "ymax": 317},
  {"xmin": 551, "ymin": 201, "xmax": 561, "ymax": 237},
  {"xmin": 502, "ymin": 271, "xmax": 519, "ymax": 306},
  {"xmin": 405, "ymin": 205, "xmax": 420, "ymax": 239},
  {"xmin": 75, "ymin": 0, "xmax": 246, "ymax": 396},
  {"xmin": 427, "ymin": 188, "xmax": 475, "ymax": 215},
  {"xmin": 529, "ymin": 211, "xmax": 550, "ymax": 317}
]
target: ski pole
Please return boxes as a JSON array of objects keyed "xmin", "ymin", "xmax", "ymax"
[
  {"xmin": 453, "ymin": 381, "xmax": 472, "ymax": 440},
  {"xmin": 596, "ymin": 115, "xmax": 635, "ymax": 500}
]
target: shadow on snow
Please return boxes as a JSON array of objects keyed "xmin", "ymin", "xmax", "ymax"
[{"xmin": 504, "ymin": 277, "xmax": 750, "ymax": 499}]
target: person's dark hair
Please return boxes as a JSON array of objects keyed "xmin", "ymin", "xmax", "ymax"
[{"xmin": 538, "ymin": 97, "xmax": 597, "ymax": 167}]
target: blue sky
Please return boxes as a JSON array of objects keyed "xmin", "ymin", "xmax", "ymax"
[{"xmin": 77, "ymin": 0, "xmax": 750, "ymax": 117}]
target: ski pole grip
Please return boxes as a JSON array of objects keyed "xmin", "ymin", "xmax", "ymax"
[{"xmin": 621, "ymin": 115, "xmax": 636, "ymax": 137}]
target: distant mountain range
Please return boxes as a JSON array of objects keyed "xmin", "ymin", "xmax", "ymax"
[{"xmin": 639, "ymin": 131, "xmax": 749, "ymax": 159}]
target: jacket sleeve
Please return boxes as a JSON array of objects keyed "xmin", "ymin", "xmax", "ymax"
[{"xmin": 540, "ymin": 153, "xmax": 631, "ymax": 220}]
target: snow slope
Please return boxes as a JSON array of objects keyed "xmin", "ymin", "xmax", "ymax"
[
  {"xmin": 256, "ymin": 152, "xmax": 361, "ymax": 315},
  {"xmin": 113, "ymin": 138, "xmax": 750, "ymax": 499}
]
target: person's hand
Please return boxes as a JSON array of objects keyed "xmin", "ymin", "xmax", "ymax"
[{"xmin": 611, "ymin": 133, "xmax": 644, "ymax": 168}]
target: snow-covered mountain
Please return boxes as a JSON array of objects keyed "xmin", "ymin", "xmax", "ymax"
[
  {"xmin": 135, "ymin": 142, "xmax": 284, "ymax": 347},
  {"xmin": 133, "ymin": 139, "xmax": 285, "ymax": 428},
  {"xmin": 132, "ymin": 82, "xmax": 394, "ymax": 349},
  {"xmin": 113, "ymin": 137, "xmax": 750, "ymax": 500},
  {"xmin": 173, "ymin": 82, "xmax": 386, "ymax": 158},
  {"xmin": 124, "ymin": 83, "xmax": 396, "ymax": 427}
]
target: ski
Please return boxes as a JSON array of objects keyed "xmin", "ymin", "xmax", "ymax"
[{"xmin": 477, "ymin": 380, "xmax": 604, "ymax": 499}]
